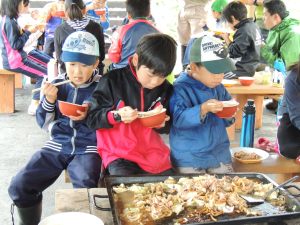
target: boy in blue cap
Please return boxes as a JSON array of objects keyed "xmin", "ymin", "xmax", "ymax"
[
  {"xmin": 170, "ymin": 35, "xmax": 236, "ymax": 174},
  {"xmin": 8, "ymin": 31, "xmax": 102, "ymax": 225}
]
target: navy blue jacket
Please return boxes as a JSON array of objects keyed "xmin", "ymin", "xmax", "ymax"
[{"xmin": 36, "ymin": 73, "xmax": 100, "ymax": 155}]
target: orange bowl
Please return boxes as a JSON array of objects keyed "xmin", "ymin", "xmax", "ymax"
[
  {"xmin": 94, "ymin": 8, "xmax": 105, "ymax": 15},
  {"xmin": 215, "ymin": 100, "xmax": 239, "ymax": 118},
  {"xmin": 55, "ymin": 10, "xmax": 65, "ymax": 18},
  {"xmin": 58, "ymin": 101, "xmax": 87, "ymax": 117},
  {"xmin": 238, "ymin": 76, "xmax": 255, "ymax": 86},
  {"xmin": 138, "ymin": 108, "xmax": 166, "ymax": 128}
]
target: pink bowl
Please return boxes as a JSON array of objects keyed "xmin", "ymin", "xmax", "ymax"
[
  {"xmin": 238, "ymin": 76, "xmax": 255, "ymax": 86},
  {"xmin": 216, "ymin": 101, "xmax": 239, "ymax": 118},
  {"xmin": 58, "ymin": 101, "xmax": 87, "ymax": 117},
  {"xmin": 138, "ymin": 109, "xmax": 166, "ymax": 128}
]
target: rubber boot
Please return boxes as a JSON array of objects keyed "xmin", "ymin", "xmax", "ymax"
[{"xmin": 17, "ymin": 201, "xmax": 42, "ymax": 225}]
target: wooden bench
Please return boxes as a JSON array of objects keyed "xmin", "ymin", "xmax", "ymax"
[
  {"xmin": 233, "ymin": 153, "xmax": 300, "ymax": 183},
  {"xmin": 0, "ymin": 69, "xmax": 23, "ymax": 113}
]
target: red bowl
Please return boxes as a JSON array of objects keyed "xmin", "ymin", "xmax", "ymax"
[
  {"xmin": 238, "ymin": 76, "xmax": 255, "ymax": 86},
  {"xmin": 94, "ymin": 8, "xmax": 105, "ymax": 15},
  {"xmin": 138, "ymin": 109, "xmax": 166, "ymax": 128},
  {"xmin": 58, "ymin": 101, "xmax": 87, "ymax": 117},
  {"xmin": 216, "ymin": 100, "xmax": 239, "ymax": 118},
  {"xmin": 55, "ymin": 10, "xmax": 65, "ymax": 18}
]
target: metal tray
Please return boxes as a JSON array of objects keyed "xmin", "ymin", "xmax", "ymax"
[{"xmin": 98, "ymin": 173, "xmax": 300, "ymax": 225}]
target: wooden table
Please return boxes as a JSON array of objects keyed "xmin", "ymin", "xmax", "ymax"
[
  {"xmin": 225, "ymin": 83, "xmax": 284, "ymax": 140},
  {"xmin": 233, "ymin": 153, "xmax": 300, "ymax": 183}
]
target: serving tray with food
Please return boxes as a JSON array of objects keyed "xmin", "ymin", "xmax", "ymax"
[{"xmin": 97, "ymin": 173, "xmax": 300, "ymax": 225}]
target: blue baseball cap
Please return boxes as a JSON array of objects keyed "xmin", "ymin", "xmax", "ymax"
[{"xmin": 61, "ymin": 31, "xmax": 99, "ymax": 65}]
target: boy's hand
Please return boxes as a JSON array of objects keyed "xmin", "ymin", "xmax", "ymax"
[
  {"xmin": 42, "ymin": 82, "xmax": 58, "ymax": 104},
  {"xmin": 201, "ymin": 99, "xmax": 223, "ymax": 117},
  {"xmin": 68, "ymin": 103, "xmax": 89, "ymax": 121},
  {"xmin": 118, "ymin": 106, "xmax": 138, "ymax": 123}
]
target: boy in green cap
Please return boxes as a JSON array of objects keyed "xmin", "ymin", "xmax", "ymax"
[{"xmin": 211, "ymin": 0, "xmax": 228, "ymax": 27}]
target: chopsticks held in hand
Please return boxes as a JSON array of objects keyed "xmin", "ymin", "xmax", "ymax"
[{"xmin": 32, "ymin": 80, "xmax": 72, "ymax": 93}]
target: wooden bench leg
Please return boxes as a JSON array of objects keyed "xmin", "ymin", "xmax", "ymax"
[
  {"xmin": 0, "ymin": 73, "xmax": 15, "ymax": 113},
  {"xmin": 234, "ymin": 95, "xmax": 264, "ymax": 130}
]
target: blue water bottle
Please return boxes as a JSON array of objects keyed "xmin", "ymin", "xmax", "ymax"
[{"xmin": 240, "ymin": 99, "xmax": 256, "ymax": 147}]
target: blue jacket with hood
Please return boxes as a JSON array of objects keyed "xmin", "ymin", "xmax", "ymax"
[
  {"xmin": 36, "ymin": 72, "xmax": 100, "ymax": 155},
  {"xmin": 169, "ymin": 73, "xmax": 234, "ymax": 169}
]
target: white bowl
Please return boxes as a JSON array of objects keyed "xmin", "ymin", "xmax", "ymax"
[
  {"xmin": 230, "ymin": 147, "xmax": 269, "ymax": 164},
  {"xmin": 38, "ymin": 212, "xmax": 104, "ymax": 225}
]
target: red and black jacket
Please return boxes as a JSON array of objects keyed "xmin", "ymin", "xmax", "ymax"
[{"xmin": 87, "ymin": 61, "xmax": 173, "ymax": 173}]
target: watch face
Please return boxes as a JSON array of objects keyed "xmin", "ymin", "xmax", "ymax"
[{"xmin": 113, "ymin": 112, "xmax": 122, "ymax": 122}]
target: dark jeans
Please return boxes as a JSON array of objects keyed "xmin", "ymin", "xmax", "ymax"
[
  {"xmin": 8, "ymin": 149, "xmax": 101, "ymax": 208},
  {"xmin": 278, "ymin": 113, "xmax": 300, "ymax": 159},
  {"xmin": 28, "ymin": 49, "xmax": 52, "ymax": 66},
  {"xmin": 43, "ymin": 38, "xmax": 55, "ymax": 57},
  {"xmin": 107, "ymin": 158, "xmax": 174, "ymax": 176}
]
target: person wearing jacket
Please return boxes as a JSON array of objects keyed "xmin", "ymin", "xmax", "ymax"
[
  {"xmin": 8, "ymin": 31, "xmax": 102, "ymax": 225},
  {"xmin": 85, "ymin": 0, "xmax": 110, "ymax": 32},
  {"xmin": 54, "ymin": 0, "xmax": 105, "ymax": 74},
  {"xmin": 87, "ymin": 33, "xmax": 177, "ymax": 176},
  {"xmin": 108, "ymin": 0, "xmax": 158, "ymax": 70},
  {"xmin": 261, "ymin": 0, "xmax": 300, "ymax": 112},
  {"xmin": 261, "ymin": 0, "xmax": 300, "ymax": 70},
  {"xmin": 170, "ymin": 35, "xmax": 236, "ymax": 173},
  {"xmin": 0, "ymin": 0, "xmax": 48, "ymax": 115},
  {"xmin": 221, "ymin": 1, "xmax": 263, "ymax": 78}
]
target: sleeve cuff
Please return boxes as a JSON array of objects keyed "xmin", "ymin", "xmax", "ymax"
[{"xmin": 42, "ymin": 98, "xmax": 55, "ymax": 112}]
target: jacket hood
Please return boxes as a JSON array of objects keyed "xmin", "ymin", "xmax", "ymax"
[
  {"xmin": 272, "ymin": 17, "xmax": 300, "ymax": 32},
  {"xmin": 66, "ymin": 17, "xmax": 90, "ymax": 31}
]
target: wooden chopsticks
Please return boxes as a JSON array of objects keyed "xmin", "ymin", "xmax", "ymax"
[{"xmin": 32, "ymin": 80, "xmax": 72, "ymax": 93}]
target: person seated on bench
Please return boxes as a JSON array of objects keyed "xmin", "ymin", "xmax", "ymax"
[
  {"xmin": 0, "ymin": 0, "xmax": 48, "ymax": 115},
  {"xmin": 277, "ymin": 59, "xmax": 300, "ymax": 159},
  {"xmin": 87, "ymin": 33, "xmax": 176, "ymax": 176},
  {"xmin": 8, "ymin": 31, "xmax": 102, "ymax": 225}
]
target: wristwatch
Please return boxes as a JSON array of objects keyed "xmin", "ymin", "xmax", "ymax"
[{"xmin": 113, "ymin": 112, "xmax": 122, "ymax": 122}]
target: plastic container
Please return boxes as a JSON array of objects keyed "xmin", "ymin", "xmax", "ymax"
[{"xmin": 240, "ymin": 99, "xmax": 256, "ymax": 147}]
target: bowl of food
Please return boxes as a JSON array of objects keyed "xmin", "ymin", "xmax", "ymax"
[
  {"xmin": 215, "ymin": 100, "xmax": 239, "ymax": 118},
  {"xmin": 39, "ymin": 212, "xmax": 104, "ymax": 225},
  {"xmin": 238, "ymin": 76, "xmax": 255, "ymax": 86},
  {"xmin": 138, "ymin": 108, "xmax": 166, "ymax": 128},
  {"xmin": 231, "ymin": 147, "xmax": 269, "ymax": 164},
  {"xmin": 55, "ymin": 10, "xmax": 65, "ymax": 18},
  {"xmin": 94, "ymin": 8, "xmax": 105, "ymax": 15},
  {"xmin": 222, "ymin": 79, "xmax": 238, "ymax": 87},
  {"xmin": 58, "ymin": 101, "xmax": 87, "ymax": 117}
]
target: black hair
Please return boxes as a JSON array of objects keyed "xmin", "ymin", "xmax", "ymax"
[
  {"xmin": 222, "ymin": 1, "xmax": 247, "ymax": 24},
  {"xmin": 0, "ymin": 0, "xmax": 23, "ymax": 18},
  {"xmin": 136, "ymin": 33, "xmax": 177, "ymax": 77},
  {"xmin": 65, "ymin": 0, "xmax": 85, "ymax": 20},
  {"xmin": 126, "ymin": 0, "xmax": 150, "ymax": 19},
  {"xmin": 263, "ymin": 0, "xmax": 289, "ymax": 20},
  {"xmin": 23, "ymin": 0, "xmax": 30, "ymax": 7}
]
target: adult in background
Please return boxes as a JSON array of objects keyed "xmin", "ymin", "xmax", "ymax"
[
  {"xmin": 54, "ymin": 0, "xmax": 105, "ymax": 74},
  {"xmin": 261, "ymin": 0, "xmax": 300, "ymax": 112},
  {"xmin": 177, "ymin": 0, "xmax": 210, "ymax": 69}
]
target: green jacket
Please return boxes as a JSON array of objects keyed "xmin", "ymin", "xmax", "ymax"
[{"xmin": 261, "ymin": 17, "xmax": 300, "ymax": 69}]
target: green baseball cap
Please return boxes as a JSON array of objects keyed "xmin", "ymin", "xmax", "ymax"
[
  {"xmin": 189, "ymin": 35, "xmax": 236, "ymax": 74},
  {"xmin": 211, "ymin": 0, "xmax": 228, "ymax": 13}
]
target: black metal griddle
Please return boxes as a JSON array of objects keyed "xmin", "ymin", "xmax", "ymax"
[{"xmin": 94, "ymin": 173, "xmax": 300, "ymax": 225}]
